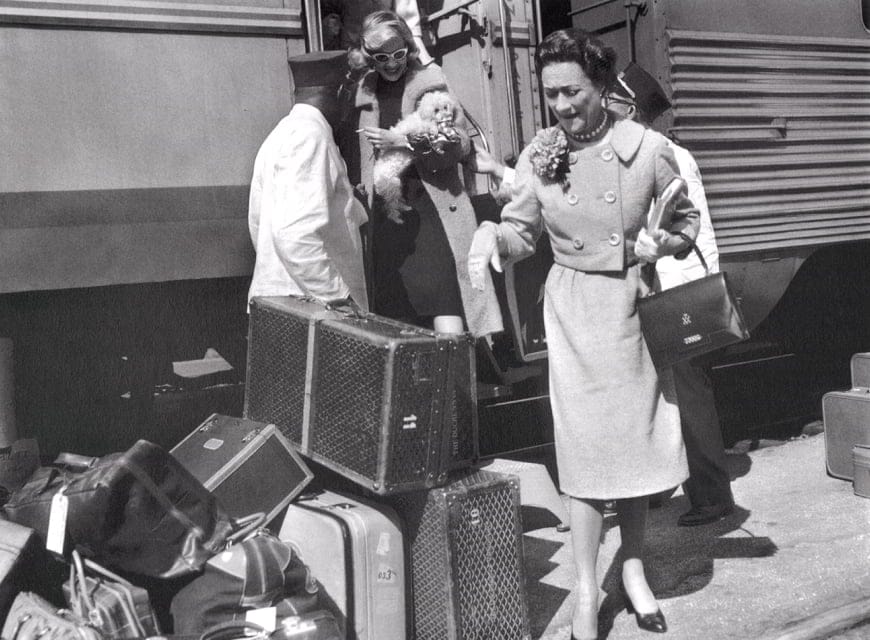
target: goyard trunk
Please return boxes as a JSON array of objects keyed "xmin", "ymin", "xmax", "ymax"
[
  {"xmin": 278, "ymin": 489, "xmax": 407, "ymax": 640},
  {"xmin": 170, "ymin": 414, "xmax": 313, "ymax": 524},
  {"xmin": 244, "ymin": 296, "xmax": 476, "ymax": 495},
  {"xmin": 822, "ymin": 388, "xmax": 870, "ymax": 480},
  {"xmin": 384, "ymin": 469, "xmax": 531, "ymax": 640}
]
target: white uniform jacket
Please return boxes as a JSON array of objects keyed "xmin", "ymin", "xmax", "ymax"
[
  {"xmin": 656, "ymin": 142, "xmax": 720, "ymax": 290},
  {"xmin": 247, "ymin": 104, "xmax": 369, "ymax": 309}
]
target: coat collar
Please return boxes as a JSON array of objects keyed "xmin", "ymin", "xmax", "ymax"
[{"xmin": 607, "ymin": 114, "xmax": 647, "ymax": 163}]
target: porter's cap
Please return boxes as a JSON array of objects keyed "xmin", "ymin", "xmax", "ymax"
[
  {"xmin": 289, "ymin": 50, "xmax": 348, "ymax": 89},
  {"xmin": 612, "ymin": 62, "xmax": 672, "ymax": 121}
]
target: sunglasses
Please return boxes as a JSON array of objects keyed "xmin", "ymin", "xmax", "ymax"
[{"xmin": 365, "ymin": 48, "xmax": 409, "ymax": 64}]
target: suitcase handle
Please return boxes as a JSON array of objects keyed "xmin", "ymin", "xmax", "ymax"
[
  {"xmin": 226, "ymin": 512, "xmax": 267, "ymax": 544},
  {"xmin": 323, "ymin": 297, "xmax": 366, "ymax": 319},
  {"xmin": 53, "ymin": 452, "xmax": 99, "ymax": 471},
  {"xmin": 200, "ymin": 620, "xmax": 269, "ymax": 640}
]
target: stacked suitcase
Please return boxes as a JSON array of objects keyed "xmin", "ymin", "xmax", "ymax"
[
  {"xmin": 245, "ymin": 295, "xmax": 532, "ymax": 640},
  {"xmin": 821, "ymin": 352, "xmax": 870, "ymax": 480}
]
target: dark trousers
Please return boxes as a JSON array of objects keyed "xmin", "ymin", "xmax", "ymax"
[{"xmin": 672, "ymin": 358, "xmax": 734, "ymax": 508}]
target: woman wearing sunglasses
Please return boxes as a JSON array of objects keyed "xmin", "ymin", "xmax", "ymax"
[{"xmin": 346, "ymin": 10, "xmax": 503, "ymax": 339}]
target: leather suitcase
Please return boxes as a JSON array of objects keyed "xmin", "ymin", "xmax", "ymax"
[
  {"xmin": 245, "ymin": 296, "xmax": 474, "ymax": 495},
  {"xmin": 170, "ymin": 413, "xmax": 313, "ymax": 523},
  {"xmin": 277, "ymin": 489, "xmax": 406, "ymax": 640},
  {"xmin": 0, "ymin": 520, "xmax": 42, "ymax": 624},
  {"xmin": 63, "ymin": 550, "xmax": 161, "ymax": 639},
  {"xmin": 384, "ymin": 469, "xmax": 531, "ymax": 640},
  {"xmin": 851, "ymin": 353, "xmax": 870, "ymax": 387},
  {"xmin": 822, "ymin": 388, "xmax": 870, "ymax": 479}
]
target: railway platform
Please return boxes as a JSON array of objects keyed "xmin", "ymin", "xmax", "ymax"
[{"xmin": 520, "ymin": 431, "xmax": 870, "ymax": 640}]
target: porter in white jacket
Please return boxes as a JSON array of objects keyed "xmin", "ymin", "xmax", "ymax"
[{"xmin": 247, "ymin": 103, "xmax": 368, "ymax": 309}]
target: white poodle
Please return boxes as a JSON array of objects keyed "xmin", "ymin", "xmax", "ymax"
[{"xmin": 373, "ymin": 90, "xmax": 462, "ymax": 223}]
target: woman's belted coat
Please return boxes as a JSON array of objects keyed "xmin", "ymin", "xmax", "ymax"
[{"xmin": 349, "ymin": 63, "xmax": 503, "ymax": 338}]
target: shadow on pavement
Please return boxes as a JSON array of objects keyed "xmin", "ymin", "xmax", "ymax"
[
  {"xmin": 523, "ymin": 528, "xmax": 571, "ymax": 640},
  {"xmin": 594, "ymin": 498, "xmax": 778, "ymax": 639}
]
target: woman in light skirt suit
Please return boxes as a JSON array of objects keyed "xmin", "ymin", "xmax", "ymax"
[{"xmin": 468, "ymin": 29, "xmax": 699, "ymax": 639}]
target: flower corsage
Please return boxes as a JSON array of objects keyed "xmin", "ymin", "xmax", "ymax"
[{"xmin": 528, "ymin": 126, "xmax": 570, "ymax": 189}]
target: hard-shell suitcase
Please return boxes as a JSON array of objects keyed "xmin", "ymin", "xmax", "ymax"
[
  {"xmin": 385, "ymin": 469, "xmax": 531, "ymax": 640},
  {"xmin": 245, "ymin": 296, "xmax": 475, "ymax": 495},
  {"xmin": 277, "ymin": 489, "xmax": 406, "ymax": 640},
  {"xmin": 170, "ymin": 413, "xmax": 313, "ymax": 523},
  {"xmin": 0, "ymin": 520, "xmax": 42, "ymax": 624},
  {"xmin": 821, "ymin": 388, "xmax": 870, "ymax": 479},
  {"xmin": 851, "ymin": 353, "xmax": 870, "ymax": 387}
]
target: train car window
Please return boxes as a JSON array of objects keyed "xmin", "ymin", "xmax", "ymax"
[
  {"xmin": 304, "ymin": 0, "xmax": 391, "ymax": 51},
  {"xmin": 863, "ymin": 0, "xmax": 870, "ymax": 30}
]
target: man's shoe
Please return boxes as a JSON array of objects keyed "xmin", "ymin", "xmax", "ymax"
[{"xmin": 677, "ymin": 503, "xmax": 734, "ymax": 527}]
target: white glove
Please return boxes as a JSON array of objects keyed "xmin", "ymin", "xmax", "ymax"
[
  {"xmin": 468, "ymin": 221, "xmax": 504, "ymax": 291},
  {"xmin": 634, "ymin": 227, "xmax": 671, "ymax": 263}
]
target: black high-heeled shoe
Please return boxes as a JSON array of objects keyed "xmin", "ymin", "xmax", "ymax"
[{"xmin": 619, "ymin": 583, "xmax": 668, "ymax": 633}]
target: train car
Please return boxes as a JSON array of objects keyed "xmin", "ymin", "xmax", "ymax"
[
  {"xmin": 0, "ymin": 0, "xmax": 867, "ymax": 455},
  {"xmin": 561, "ymin": 0, "xmax": 870, "ymax": 444},
  {"xmin": 0, "ymin": 0, "xmax": 308, "ymax": 452}
]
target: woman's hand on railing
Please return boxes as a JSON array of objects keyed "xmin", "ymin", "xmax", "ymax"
[{"xmin": 469, "ymin": 143, "xmax": 505, "ymax": 179}]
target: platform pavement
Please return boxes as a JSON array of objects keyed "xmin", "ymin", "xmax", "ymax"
[{"xmin": 520, "ymin": 433, "xmax": 870, "ymax": 640}]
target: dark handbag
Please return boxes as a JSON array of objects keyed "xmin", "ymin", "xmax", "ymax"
[
  {"xmin": 2, "ymin": 440, "xmax": 234, "ymax": 579},
  {"xmin": 1, "ymin": 591, "xmax": 102, "ymax": 640},
  {"xmin": 170, "ymin": 523, "xmax": 319, "ymax": 635},
  {"xmin": 638, "ymin": 243, "xmax": 749, "ymax": 368},
  {"xmin": 63, "ymin": 550, "xmax": 161, "ymax": 639}
]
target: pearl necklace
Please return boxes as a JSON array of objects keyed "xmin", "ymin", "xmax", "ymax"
[{"xmin": 566, "ymin": 111, "xmax": 609, "ymax": 143}]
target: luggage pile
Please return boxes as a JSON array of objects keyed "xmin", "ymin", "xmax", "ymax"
[{"xmin": 0, "ymin": 295, "xmax": 532, "ymax": 640}]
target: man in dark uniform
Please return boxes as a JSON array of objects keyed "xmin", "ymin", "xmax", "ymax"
[{"xmin": 608, "ymin": 63, "xmax": 736, "ymax": 526}]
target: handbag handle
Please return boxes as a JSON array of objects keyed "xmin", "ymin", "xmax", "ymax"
[
  {"xmin": 673, "ymin": 231, "xmax": 710, "ymax": 275},
  {"xmin": 69, "ymin": 550, "xmax": 149, "ymax": 638},
  {"xmin": 69, "ymin": 550, "xmax": 99, "ymax": 626}
]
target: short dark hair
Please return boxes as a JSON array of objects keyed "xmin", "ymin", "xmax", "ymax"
[{"xmin": 534, "ymin": 28, "xmax": 617, "ymax": 91}]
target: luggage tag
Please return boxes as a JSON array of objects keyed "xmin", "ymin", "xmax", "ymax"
[
  {"xmin": 46, "ymin": 485, "xmax": 69, "ymax": 554},
  {"xmin": 245, "ymin": 606, "xmax": 277, "ymax": 633}
]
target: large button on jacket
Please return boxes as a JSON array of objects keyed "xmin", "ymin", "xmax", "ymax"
[{"xmin": 495, "ymin": 117, "xmax": 699, "ymax": 273}]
